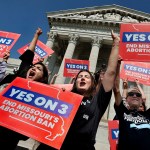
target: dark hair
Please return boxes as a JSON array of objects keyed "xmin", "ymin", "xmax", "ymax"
[
  {"xmin": 34, "ymin": 62, "xmax": 49, "ymax": 84},
  {"xmin": 71, "ymin": 70, "xmax": 96, "ymax": 97},
  {"xmin": 17, "ymin": 68, "xmax": 30, "ymax": 79}
]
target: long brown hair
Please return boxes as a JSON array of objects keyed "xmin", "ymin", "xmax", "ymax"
[{"xmin": 71, "ymin": 70, "xmax": 96, "ymax": 97}]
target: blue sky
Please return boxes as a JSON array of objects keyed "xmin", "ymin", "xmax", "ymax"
[{"xmin": 0, "ymin": 0, "xmax": 149, "ymax": 58}]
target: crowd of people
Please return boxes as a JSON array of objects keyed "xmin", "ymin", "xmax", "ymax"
[{"xmin": 0, "ymin": 28, "xmax": 149, "ymax": 150}]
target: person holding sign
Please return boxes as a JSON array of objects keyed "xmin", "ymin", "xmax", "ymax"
[
  {"xmin": 37, "ymin": 30, "xmax": 120, "ymax": 150},
  {"xmin": 113, "ymin": 64, "xmax": 147, "ymax": 112},
  {"xmin": 17, "ymin": 28, "xmax": 48, "ymax": 83},
  {"xmin": 114, "ymin": 79, "xmax": 150, "ymax": 150},
  {"xmin": 0, "ymin": 28, "xmax": 48, "ymax": 87},
  {"xmin": 118, "ymin": 78, "xmax": 146, "ymax": 110},
  {"xmin": 0, "ymin": 28, "xmax": 49, "ymax": 150}
]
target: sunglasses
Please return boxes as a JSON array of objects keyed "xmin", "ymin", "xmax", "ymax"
[{"xmin": 127, "ymin": 92, "xmax": 142, "ymax": 97}]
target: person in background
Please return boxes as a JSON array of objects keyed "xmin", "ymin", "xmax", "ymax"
[
  {"xmin": 120, "ymin": 78, "xmax": 146, "ymax": 110},
  {"xmin": 37, "ymin": 30, "xmax": 120, "ymax": 150},
  {"xmin": 121, "ymin": 79, "xmax": 147, "ymax": 111},
  {"xmin": 0, "ymin": 50, "xmax": 10, "ymax": 82},
  {"xmin": 94, "ymin": 63, "xmax": 107, "ymax": 92},
  {"xmin": 113, "ymin": 62, "xmax": 147, "ymax": 119},
  {"xmin": 0, "ymin": 28, "xmax": 49, "ymax": 150}
]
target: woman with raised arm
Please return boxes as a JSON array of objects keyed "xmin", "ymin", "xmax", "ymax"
[
  {"xmin": 37, "ymin": 30, "xmax": 120, "ymax": 150},
  {"xmin": 0, "ymin": 28, "xmax": 49, "ymax": 150}
]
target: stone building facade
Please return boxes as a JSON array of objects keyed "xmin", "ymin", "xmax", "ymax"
[{"xmin": 6, "ymin": 4, "xmax": 150, "ymax": 150}]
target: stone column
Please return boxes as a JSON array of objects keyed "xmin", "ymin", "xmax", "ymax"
[
  {"xmin": 89, "ymin": 36, "xmax": 102, "ymax": 73},
  {"xmin": 55, "ymin": 34, "xmax": 79, "ymax": 84},
  {"xmin": 43, "ymin": 32, "xmax": 57, "ymax": 64}
]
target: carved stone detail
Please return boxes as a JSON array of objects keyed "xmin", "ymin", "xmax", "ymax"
[
  {"xmin": 122, "ymin": 16, "xmax": 139, "ymax": 23},
  {"xmin": 68, "ymin": 34, "xmax": 79, "ymax": 44},
  {"xmin": 47, "ymin": 32, "xmax": 57, "ymax": 41},
  {"xmin": 92, "ymin": 36, "xmax": 103, "ymax": 47},
  {"xmin": 88, "ymin": 13, "xmax": 103, "ymax": 19},
  {"xmin": 67, "ymin": 14, "xmax": 86, "ymax": 18},
  {"xmin": 104, "ymin": 13, "xmax": 121, "ymax": 21},
  {"xmin": 59, "ymin": 10, "xmax": 150, "ymax": 25}
]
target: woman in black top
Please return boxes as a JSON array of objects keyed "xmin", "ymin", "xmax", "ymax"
[
  {"xmin": 37, "ymin": 30, "xmax": 120, "ymax": 150},
  {"xmin": 0, "ymin": 28, "xmax": 49, "ymax": 150}
]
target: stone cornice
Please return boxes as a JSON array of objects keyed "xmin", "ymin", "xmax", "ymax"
[
  {"xmin": 46, "ymin": 4, "xmax": 150, "ymax": 18},
  {"xmin": 47, "ymin": 4, "xmax": 150, "ymax": 26}
]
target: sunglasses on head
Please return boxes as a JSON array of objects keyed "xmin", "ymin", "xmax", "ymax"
[{"xmin": 127, "ymin": 92, "xmax": 142, "ymax": 97}]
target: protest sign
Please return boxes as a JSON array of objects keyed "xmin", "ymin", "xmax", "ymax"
[
  {"xmin": 119, "ymin": 23, "xmax": 150, "ymax": 62},
  {"xmin": 108, "ymin": 120, "xmax": 119, "ymax": 150},
  {"xmin": 18, "ymin": 40, "xmax": 54, "ymax": 63},
  {"xmin": 64, "ymin": 58, "xmax": 89, "ymax": 77},
  {"xmin": 0, "ymin": 31, "xmax": 20, "ymax": 58},
  {"xmin": 0, "ymin": 77, "xmax": 83, "ymax": 149},
  {"xmin": 120, "ymin": 61, "xmax": 150, "ymax": 86}
]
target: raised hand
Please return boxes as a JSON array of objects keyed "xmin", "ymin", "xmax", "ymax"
[
  {"xmin": 111, "ymin": 30, "xmax": 120, "ymax": 44},
  {"xmin": 35, "ymin": 28, "xmax": 42, "ymax": 36},
  {"xmin": 38, "ymin": 57, "xmax": 44, "ymax": 63},
  {"xmin": 3, "ymin": 50, "xmax": 10, "ymax": 62}
]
